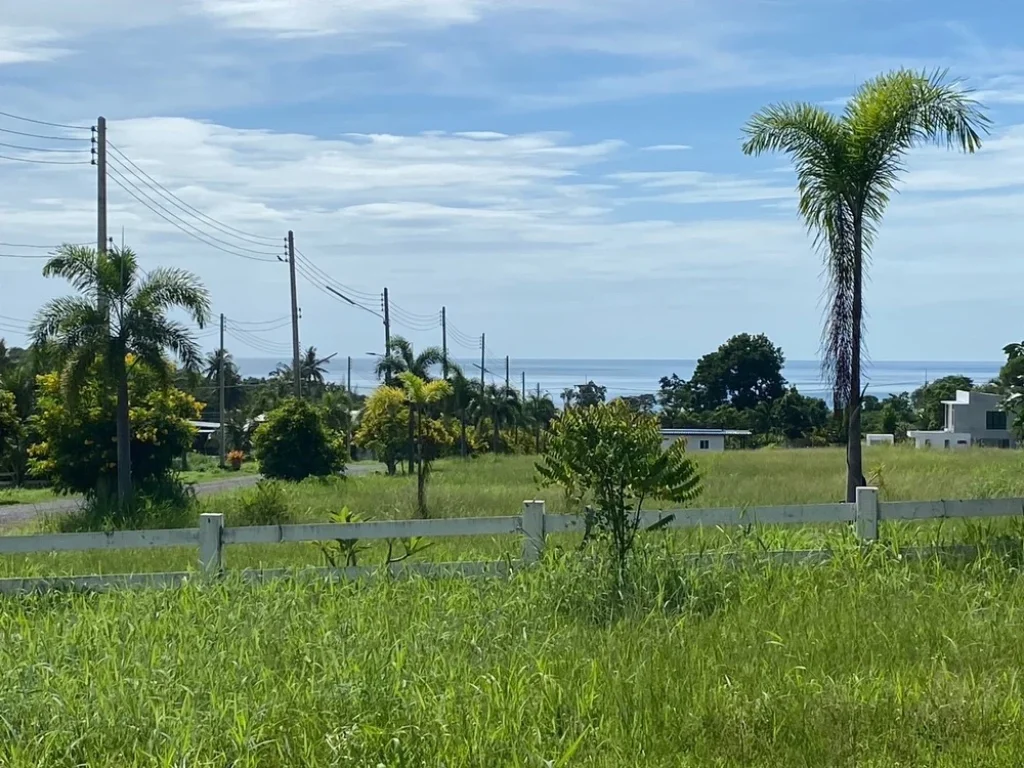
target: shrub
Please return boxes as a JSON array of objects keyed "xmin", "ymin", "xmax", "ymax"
[
  {"xmin": 28, "ymin": 362, "xmax": 202, "ymax": 497},
  {"xmin": 0, "ymin": 389, "xmax": 21, "ymax": 474},
  {"xmin": 253, "ymin": 398, "xmax": 345, "ymax": 482},
  {"xmin": 52, "ymin": 476, "xmax": 197, "ymax": 532},
  {"xmin": 537, "ymin": 399, "xmax": 702, "ymax": 572},
  {"xmin": 232, "ymin": 480, "xmax": 292, "ymax": 526}
]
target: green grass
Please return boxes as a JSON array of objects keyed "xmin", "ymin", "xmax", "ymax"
[
  {"xmin": 177, "ymin": 452, "xmax": 259, "ymax": 485},
  {"xmin": 5, "ymin": 446, "xmax": 1024, "ymax": 764},
  {"xmin": 3, "ymin": 548, "xmax": 1024, "ymax": 766},
  {"xmin": 0, "ymin": 487, "xmax": 55, "ymax": 506},
  {"xmin": 6, "ymin": 445, "xmax": 1024, "ymax": 578}
]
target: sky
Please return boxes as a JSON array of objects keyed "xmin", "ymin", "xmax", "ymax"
[{"xmin": 0, "ymin": 0, "xmax": 1023, "ymax": 365}]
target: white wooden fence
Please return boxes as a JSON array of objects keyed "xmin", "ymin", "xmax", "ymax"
[{"xmin": 1, "ymin": 487, "xmax": 1023, "ymax": 595}]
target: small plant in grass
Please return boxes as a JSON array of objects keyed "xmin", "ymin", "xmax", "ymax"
[
  {"xmin": 537, "ymin": 399, "xmax": 702, "ymax": 573},
  {"xmin": 227, "ymin": 449, "xmax": 245, "ymax": 471},
  {"xmin": 320, "ymin": 506, "xmax": 433, "ymax": 568},
  {"xmin": 234, "ymin": 480, "xmax": 292, "ymax": 526}
]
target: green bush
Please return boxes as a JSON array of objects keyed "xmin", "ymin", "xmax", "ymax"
[
  {"xmin": 232, "ymin": 480, "xmax": 292, "ymax": 527},
  {"xmin": 253, "ymin": 398, "xmax": 346, "ymax": 482}
]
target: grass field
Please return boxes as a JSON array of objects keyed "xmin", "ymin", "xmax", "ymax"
[
  {"xmin": 4, "ymin": 446, "xmax": 1024, "ymax": 765},
  {"xmin": 5, "ymin": 445, "xmax": 1024, "ymax": 578}
]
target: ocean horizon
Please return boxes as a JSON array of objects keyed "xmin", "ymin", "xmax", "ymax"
[{"xmin": 234, "ymin": 357, "xmax": 1004, "ymax": 402}]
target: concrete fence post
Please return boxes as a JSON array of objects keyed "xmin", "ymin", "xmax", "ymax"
[
  {"xmin": 199, "ymin": 513, "xmax": 225, "ymax": 575},
  {"xmin": 521, "ymin": 500, "xmax": 546, "ymax": 564},
  {"xmin": 855, "ymin": 486, "xmax": 879, "ymax": 543}
]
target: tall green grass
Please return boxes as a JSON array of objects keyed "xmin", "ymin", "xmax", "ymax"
[{"xmin": 3, "ymin": 546, "xmax": 1024, "ymax": 766}]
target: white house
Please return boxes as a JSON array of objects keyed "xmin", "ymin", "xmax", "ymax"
[
  {"xmin": 660, "ymin": 428, "xmax": 752, "ymax": 453},
  {"xmin": 866, "ymin": 433, "xmax": 895, "ymax": 446},
  {"xmin": 906, "ymin": 389, "xmax": 1014, "ymax": 449}
]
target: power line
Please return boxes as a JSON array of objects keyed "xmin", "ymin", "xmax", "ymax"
[
  {"xmin": 0, "ymin": 110, "xmax": 91, "ymax": 131},
  {"xmin": 107, "ymin": 163, "xmax": 281, "ymax": 263},
  {"xmin": 0, "ymin": 252, "xmax": 54, "ymax": 260},
  {"xmin": 226, "ymin": 318, "xmax": 291, "ymax": 334},
  {"xmin": 227, "ymin": 315, "xmax": 291, "ymax": 328},
  {"xmin": 0, "ymin": 241, "xmax": 88, "ymax": 249},
  {"xmin": 107, "ymin": 141, "xmax": 282, "ymax": 247},
  {"xmin": 0, "ymin": 140, "xmax": 90, "ymax": 154},
  {"xmin": 0, "ymin": 126, "xmax": 86, "ymax": 142},
  {"xmin": 389, "ymin": 301, "xmax": 440, "ymax": 324},
  {"xmin": 293, "ymin": 260, "xmax": 384, "ymax": 320},
  {"xmin": 0, "ymin": 153, "xmax": 90, "ymax": 166},
  {"xmin": 293, "ymin": 249, "xmax": 379, "ymax": 302}
]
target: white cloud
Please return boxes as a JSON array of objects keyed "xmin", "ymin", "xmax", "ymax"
[
  {"xmin": 0, "ymin": 25, "xmax": 69, "ymax": 65},
  {"xmin": 642, "ymin": 144, "xmax": 691, "ymax": 152}
]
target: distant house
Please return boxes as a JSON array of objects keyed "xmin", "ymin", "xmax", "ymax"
[
  {"xmin": 660, "ymin": 428, "xmax": 752, "ymax": 453},
  {"xmin": 866, "ymin": 433, "xmax": 895, "ymax": 446},
  {"xmin": 906, "ymin": 389, "xmax": 1015, "ymax": 449}
]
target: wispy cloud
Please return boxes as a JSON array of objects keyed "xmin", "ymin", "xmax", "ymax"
[{"xmin": 642, "ymin": 144, "xmax": 691, "ymax": 152}]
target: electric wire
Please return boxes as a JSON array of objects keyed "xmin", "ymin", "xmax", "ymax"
[
  {"xmin": 293, "ymin": 249, "xmax": 380, "ymax": 302},
  {"xmin": 389, "ymin": 300, "xmax": 441, "ymax": 325},
  {"xmin": 0, "ymin": 153, "xmax": 90, "ymax": 165},
  {"xmin": 224, "ymin": 323, "xmax": 292, "ymax": 349},
  {"xmin": 226, "ymin": 316, "xmax": 291, "ymax": 331},
  {"xmin": 0, "ymin": 110, "xmax": 91, "ymax": 131},
  {"xmin": 107, "ymin": 163, "xmax": 281, "ymax": 263},
  {"xmin": 107, "ymin": 142, "xmax": 282, "ymax": 247},
  {"xmin": 225, "ymin": 327, "xmax": 292, "ymax": 355},
  {"xmin": 0, "ymin": 126, "xmax": 85, "ymax": 142},
  {"xmin": 0, "ymin": 140, "xmax": 89, "ymax": 154},
  {"xmin": 293, "ymin": 259, "xmax": 384, "ymax": 320}
]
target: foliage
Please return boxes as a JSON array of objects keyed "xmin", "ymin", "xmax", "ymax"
[
  {"xmin": 32, "ymin": 244, "xmax": 211, "ymax": 503},
  {"xmin": 911, "ymin": 375, "xmax": 974, "ymax": 431},
  {"xmin": 28, "ymin": 361, "xmax": 202, "ymax": 497},
  {"xmin": 770, "ymin": 387, "xmax": 830, "ymax": 441},
  {"xmin": 743, "ymin": 69, "xmax": 989, "ymax": 501},
  {"xmin": 375, "ymin": 335, "xmax": 444, "ymax": 382},
  {"xmin": 564, "ymin": 380, "xmax": 607, "ymax": 408},
  {"xmin": 0, "ymin": 389, "xmax": 22, "ymax": 473},
  {"xmin": 355, "ymin": 386, "xmax": 409, "ymax": 475},
  {"xmin": 689, "ymin": 333, "xmax": 787, "ymax": 411},
  {"xmin": 399, "ymin": 372, "xmax": 454, "ymax": 517},
  {"xmin": 234, "ymin": 480, "xmax": 293, "ymax": 526},
  {"xmin": 227, "ymin": 449, "xmax": 245, "ymax": 467},
  {"xmin": 537, "ymin": 399, "xmax": 702, "ymax": 570},
  {"xmin": 253, "ymin": 398, "xmax": 346, "ymax": 482}
]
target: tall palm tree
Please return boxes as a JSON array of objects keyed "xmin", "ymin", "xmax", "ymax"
[
  {"xmin": 398, "ymin": 372, "xmax": 452, "ymax": 517},
  {"xmin": 742, "ymin": 69, "xmax": 988, "ymax": 501},
  {"xmin": 300, "ymin": 346, "xmax": 334, "ymax": 398},
  {"xmin": 32, "ymin": 244, "xmax": 211, "ymax": 504}
]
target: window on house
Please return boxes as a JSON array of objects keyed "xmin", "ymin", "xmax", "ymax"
[
  {"xmin": 944, "ymin": 439, "xmax": 950, "ymax": 449},
  {"xmin": 698, "ymin": 439, "xmax": 710, "ymax": 450},
  {"xmin": 957, "ymin": 440, "xmax": 968, "ymax": 446},
  {"xmin": 986, "ymin": 411, "xmax": 1008, "ymax": 431}
]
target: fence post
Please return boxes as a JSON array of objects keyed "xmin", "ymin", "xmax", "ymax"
[
  {"xmin": 521, "ymin": 500, "xmax": 546, "ymax": 564},
  {"xmin": 199, "ymin": 513, "xmax": 224, "ymax": 575},
  {"xmin": 855, "ymin": 486, "xmax": 879, "ymax": 543}
]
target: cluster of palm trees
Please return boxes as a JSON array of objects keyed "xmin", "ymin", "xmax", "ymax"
[{"xmin": 375, "ymin": 334, "xmax": 557, "ymax": 461}]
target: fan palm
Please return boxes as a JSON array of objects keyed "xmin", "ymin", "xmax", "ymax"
[
  {"xmin": 32, "ymin": 244, "xmax": 211, "ymax": 504},
  {"xmin": 742, "ymin": 68, "xmax": 988, "ymax": 501}
]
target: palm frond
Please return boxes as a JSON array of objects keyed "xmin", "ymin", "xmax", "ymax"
[
  {"xmin": 42, "ymin": 244, "xmax": 103, "ymax": 301},
  {"xmin": 134, "ymin": 264, "xmax": 212, "ymax": 327}
]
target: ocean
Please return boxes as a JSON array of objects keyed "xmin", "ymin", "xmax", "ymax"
[{"xmin": 235, "ymin": 357, "xmax": 1004, "ymax": 402}]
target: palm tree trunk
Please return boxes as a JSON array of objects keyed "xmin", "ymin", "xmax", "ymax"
[
  {"xmin": 407, "ymin": 406, "xmax": 415, "ymax": 475},
  {"xmin": 460, "ymin": 409, "xmax": 467, "ymax": 458},
  {"xmin": 114, "ymin": 352, "xmax": 133, "ymax": 506},
  {"xmin": 846, "ymin": 219, "xmax": 866, "ymax": 503},
  {"xmin": 416, "ymin": 409, "xmax": 427, "ymax": 518}
]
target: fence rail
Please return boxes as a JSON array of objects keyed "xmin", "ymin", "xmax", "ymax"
[{"xmin": 1, "ymin": 487, "xmax": 1023, "ymax": 595}]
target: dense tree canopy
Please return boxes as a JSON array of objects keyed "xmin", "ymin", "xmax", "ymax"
[{"xmin": 689, "ymin": 333, "xmax": 787, "ymax": 411}]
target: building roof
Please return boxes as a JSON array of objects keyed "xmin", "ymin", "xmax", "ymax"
[
  {"xmin": 941, "ymin": 389, "xmax": 1001, "ymax": 407},
  {"xmin": 661, "ymin": 428, "xmax": 753, "ymax": 437}
]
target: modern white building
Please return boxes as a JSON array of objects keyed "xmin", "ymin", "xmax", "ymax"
[
  {"xmin": 906, "ymin": 389, "xmax": 1015, "ymax": 449},
  {"xmin": 660, "ymin": 428, "xmax": 752, "ymax": 453},
  {"xmin": 866, "ymin": 433, "xmax": 895, "ymax": 446}
]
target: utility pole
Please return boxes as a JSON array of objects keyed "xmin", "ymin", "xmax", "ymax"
[
  {"xmin": 347, "ymin": 355, "xmax": 352, "ymax": 394},
  {"xmin": 383, "ymin": 287, "xmax": 392, "ymax": 385},
  {"xmin": 287, "ymin": 230, "xmax": 301, "ymax": 399},
  {"xmin": 480, "ymin": 333, "xmax": 486, "ymax": 392},
  {"xmin": 95, "ymin": 116, "xmax": 107, "ymax": 315},
  {"xmin": 219, "ymin": 313, "xmax": 227, "ymax": 468},
  {"xmin": 505, "ymin": 356, "xmax": 510, "ymax": 390},
  {"xmin": 535, "ymin": 382, "xmax": 542, "ymax": 453},
  {"xmin": 522, "ymin": 370, "xmax": 526, "ymax": 397},
  {"xmin": 441, "ymin": 306, "xmax": 448, "ymax": 379}
]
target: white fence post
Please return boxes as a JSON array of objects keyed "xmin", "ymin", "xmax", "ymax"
[
  {"xmin": 855, "ymin": 486, "xmax": 879, "ymax": 543},
  {"xmin": 521, "ymin": 500, "xmax": 546, "ymax": 564},
  {"xmin": 199, "ymin": 513, "xmax": 224, "ymax": 575}
]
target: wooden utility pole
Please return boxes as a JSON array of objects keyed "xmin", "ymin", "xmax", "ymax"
[
  {"xmin": 383, "ymin": 287, "xmax": 392, "ymax": 385},
  {"xmin": 219, "ymin": 313, "xmax": 226, "ymax": 468},
  {"xmin": 347, "ymin": 355, "xmax": 352, "ymax": 394},
  {"xmin": 521, "ymin": 370, "xmax": 526, "ymax": 397},
  {"xmin": 287, "ymin": 230, "xmax": 301, "ymax": 399},
  {"xmin": 505, "ymin": 356, "xmax": 510, "ymax": 390},
  {"xmin": 535, "ymin": 382, "xmax": 542, "ymax": 453},
  {"xmin": 95, "ymin": 116, "xmax": 107, "ymax": 315},
  {"xmin": 480, "ymin": 333, "xmax": 486, "ymax": 392},
  {"xmin": 441, "ymin": 306, "xmax": 448, "ymax": 379}
]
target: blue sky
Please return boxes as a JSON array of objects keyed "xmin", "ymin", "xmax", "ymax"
[{"xmin": 1, "ymin": 0, "xmax": 1023, "ymax": 365}]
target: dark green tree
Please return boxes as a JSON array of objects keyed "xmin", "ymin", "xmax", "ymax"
[
  {"xmin": 911, "ymin": 376, "xmax": 973, "ymax": 430},
  {"xmin": 689, "ymin": 333, "xmax": 787, "ymax": 411},
  {"xmin": 253, "ymin": 398, "xmax": 345, "ymax": 482}
]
